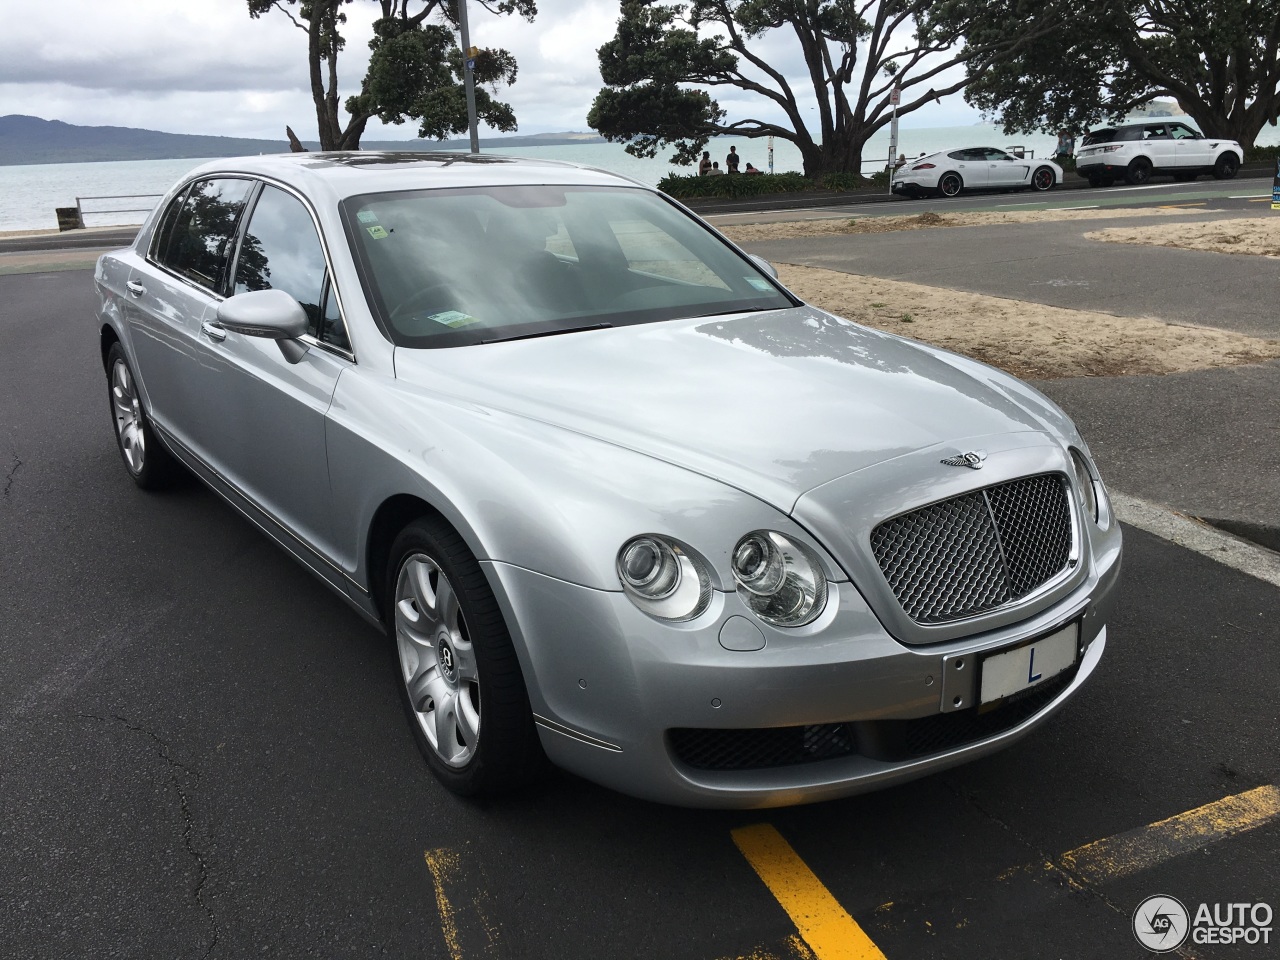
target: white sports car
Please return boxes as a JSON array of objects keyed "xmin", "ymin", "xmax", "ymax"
[{"xmin": 892, "ymin": 148, "xmax": 1063, "ymax": 198}]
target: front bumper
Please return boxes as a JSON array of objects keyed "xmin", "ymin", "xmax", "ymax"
[{"xmin": 483, "ymin": 521, "xmax": 1122, "ymax": 808}]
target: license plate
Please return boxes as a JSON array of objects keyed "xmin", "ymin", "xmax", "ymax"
[{"xmin": 979, "ymin": 622, "xmax": 1079, "ymax": 706}]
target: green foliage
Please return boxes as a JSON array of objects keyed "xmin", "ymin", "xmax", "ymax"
[
  {"xmin": 248, "ymin": 0, "xmax": 536, "ymax": 149},
  {"xmin": 590, "ymin": 1, "xmax": 1058, "ymax": 176},
  {"xmin": 1245, "ymin": 144, "xmax": 1280, "ymax": 163},
  {"xmin": 656, "ymin": 170, "xmax": 880, "ymax": 199},
  {"xmin": 958, "ymin": 0, "xmax": 1280, "ymax": 149}
]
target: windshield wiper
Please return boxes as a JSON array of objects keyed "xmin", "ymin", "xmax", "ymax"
[{"xmin": 481, "ymin": 322, "xmax": 612, "ymax": 345}]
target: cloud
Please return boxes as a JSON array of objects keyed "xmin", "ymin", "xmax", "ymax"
[{"xmin": 0, "ymin": 0, "xmax": 980, "ymax": 141}]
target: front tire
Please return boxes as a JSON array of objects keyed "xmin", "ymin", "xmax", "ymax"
[
  {"xmin": 105, "ymin": 342, "xmax": 179, "ymax": 489},
  {"xmin": 1125, "ymin": 157, "xmax": 1152, "ymax": 185},
  {"xmin": 387, "ymin": 516, "xmax": 543, "ymax": 797},
  {"xmin": 1030, "ymin": 166, "xmax": 1056, "ymax": 191},
  {"xmin": 938, "ymin": 172, "xmax": 963, "ymax": 198},
  {"xmin": 1213, "ymin": 153, "xmax": 1240, "ymax": 180}
]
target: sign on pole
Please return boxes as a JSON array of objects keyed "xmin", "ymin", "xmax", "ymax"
[
  {"xmin": 1273, "ymin": 158, "xmax": 1280, "ymax": 210},
  {"xmin": 889, "ymin": 87, "xmax": 901, "ymax": 106},
  {"xmin": 768, "ymin": 135, "xmax": 774, "ymax": 174}
]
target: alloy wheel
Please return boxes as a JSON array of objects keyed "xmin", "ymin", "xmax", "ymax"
[
  {"xmin": 111, "ymin": 358, "xmax": 145, "ymax": 474},
  {"xmin": 394, "ymin": 553, "xmax": 481, "ymax": 768}
]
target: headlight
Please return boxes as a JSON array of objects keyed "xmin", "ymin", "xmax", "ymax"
[
  {"xmin": 617, "ymin": 535, "xmax": 711, "ymax": 621},
  {"xmin": 1069, "ymin": 448, "xmax": 1111, "ymax": 527},
  {"xmin": 731, "ymin": 531, "xmax": 828, "ymax": 627}
]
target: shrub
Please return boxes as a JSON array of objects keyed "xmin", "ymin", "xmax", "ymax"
[
  {"xmin": 658, "ymin": 170, "xmax": 878, "ymax": 200},
  {"xmin": 1245, "ymin": 144, "xmax": 1280, "ymax": 164}
]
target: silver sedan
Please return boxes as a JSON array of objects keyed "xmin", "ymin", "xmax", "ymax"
[{"xmin": 95, "ymin": 153, "xmax": 1120, "ymax": 808}]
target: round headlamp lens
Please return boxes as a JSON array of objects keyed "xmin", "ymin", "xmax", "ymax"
[
  {"xmin": 732, "ymin": 534, "xmax": 786, "ymax": 596},
  {"xmin": 616, "ymin": 535, "xmax": 712, "ymax": 620},
  {"xmin": 620, "ymin": 537, "xmax": 678, "ymax": 597},
  {"xmin": 731, "ymin": 531, "xmax": 828, "ymax": 627}
]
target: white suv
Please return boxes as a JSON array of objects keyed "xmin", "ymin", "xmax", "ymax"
[{"xmin": 1074, "ymin": 121, "xmax": 1243, "ymax": 187}]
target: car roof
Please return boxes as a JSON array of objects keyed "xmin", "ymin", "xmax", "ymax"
[{"xmin": 180, "ymin": 151, "xmax": 647, "ymax": 201}]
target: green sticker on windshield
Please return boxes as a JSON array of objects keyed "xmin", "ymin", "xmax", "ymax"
[
  {"xmin": 366, "ymin": 225, "xmax": 389, "ymax": 240},
  {"xmin": 428, "ymin": 311, "xmax": 479, "ymax": 328},
  {"xmin": 745, "ymin": 276, "xmax": 773, "ymax": 291},
  {"xmin": 357, "ymin": 210, "xmax": 379, "ymax": 224}
]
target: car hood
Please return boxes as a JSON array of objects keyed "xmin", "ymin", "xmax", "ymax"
[{"xmin": 392, "ymin": 306, "xmax": 1056, "ymax": 511}]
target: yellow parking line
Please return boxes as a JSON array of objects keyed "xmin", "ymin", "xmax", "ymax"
[
  {"xmin": 424, "ymin": 849, "xmax": 466, "ymax": 960},
  {"xmin": 1058, "ymin": 783, "xmax": 1280, "ymax": 884},
  {"xmin": 1157, "ymin": 202, "xmax": 1206, "ymax": 209},
  {"xmin": 732, "ymin": 824, "xmax": 888, "ymax": 960}
]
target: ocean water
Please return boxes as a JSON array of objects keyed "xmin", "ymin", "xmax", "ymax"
[{"xmin": 3, "ymin": 121, "xmax": 1275, "ymax": 231}]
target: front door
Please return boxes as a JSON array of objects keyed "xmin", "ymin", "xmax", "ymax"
[
  {"xmin": 1170, "ymin": 122, "xmax": 1214, "ymax": 168},
  {"xmin": 192, "ymin": 183, "xmax": 352, "ymax": 563},
  {"xmin": 984, "ymin": 148, "xmax": 1028, "ymax": 187}
]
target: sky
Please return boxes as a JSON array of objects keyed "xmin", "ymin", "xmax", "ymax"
[{"xmin": 0, "ymin": 0, "xmax": 985, "ymax": 141}]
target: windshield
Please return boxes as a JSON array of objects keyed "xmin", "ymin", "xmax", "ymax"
[{"xmin": 342, "ymin": 184, "xmax": 796, "ymax": 347}]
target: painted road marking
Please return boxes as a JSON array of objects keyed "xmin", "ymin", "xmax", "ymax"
[
  {"xmin": 1058, "ymin": 783, "xmax": 1280, "ymax": 884},
  {"xmin": 732, "ymin": 824, "xmax": 888, "ymax": 960},
  {"xmin": 424, "ymin": 849, "xmax": 466, "ymax": 960},
  {"xmin": 1111, "ymin": 490, "xmax": 1280, "ymax": 589}
]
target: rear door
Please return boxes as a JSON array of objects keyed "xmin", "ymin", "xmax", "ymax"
[
  {"xmin": 1140, "ymin": 124, "xmax": 1176, "ymax": 169},
  {"xmin": 125, "ymin": 176, "xmax": 255, "ymax": 458},
  {"xmin": 949, "ymin": 150, "xmax": 988, "ymax": 188}
]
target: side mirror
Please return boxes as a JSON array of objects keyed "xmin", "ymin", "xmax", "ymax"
[
  {"xmin": 748, "ymin": 254, "xmax": 779, "ymax": 280},
  {"xmin": 216, "ymin": 289, "xmax": 309, "ymax": 363}
]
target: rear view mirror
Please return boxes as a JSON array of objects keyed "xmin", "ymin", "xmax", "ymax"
[
  {"xmin": 748, "ymin": 254, "xmax": 779, "ymax": 280},
  {"xmin": 216, "ymin": 289, "xmax": 309, "ymax": 363}
]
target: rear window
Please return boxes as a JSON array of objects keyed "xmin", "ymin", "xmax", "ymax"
[
  {"xmin": 1082, "ymin": 127, "xmax": 1142, "ymax": 145},
  {"xmin": 342, "ymin": 185, "xmax": 796, "ymax": 348}
]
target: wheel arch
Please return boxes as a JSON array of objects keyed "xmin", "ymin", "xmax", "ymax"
[
  {"xmin": 366, "ymin": 493, "xmax": 452, "ymax": 624},
  {"xmin": 100, "ymin": 323, "xmax": 121, "ymax": 372}
]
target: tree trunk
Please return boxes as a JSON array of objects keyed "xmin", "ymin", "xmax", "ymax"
[{"xmin": 1184, "ymin": 105, "xmax": 1269, "ymax": 150}]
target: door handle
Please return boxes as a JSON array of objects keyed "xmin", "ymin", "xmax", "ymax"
[
  {"xmin": 200, "ymin": 320, "xmax": 227, "ymax": 342},
  {"xmin": 126, "ymin": 280, "xmax": 145, "ymax": 297}
]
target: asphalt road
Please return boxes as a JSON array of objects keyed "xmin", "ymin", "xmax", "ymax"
[
  {"xmin": 731, "ymin": 197, "xmax": 1280, "ymax": 538},
  {"xmin": 1, "ymin": 267, "xmax": 1277, "ymax": 959}
]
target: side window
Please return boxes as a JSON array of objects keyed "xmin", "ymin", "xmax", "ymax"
[
  {"xmin": 149, "ymin": 187, "xmax": 189, "ymax": 262},
  {"xmin": 234, "ymin": 185, "xmax": 349, "ymax": 350},
  {"xmin": 157, "ymin": 178, "xmax": 254, "ymax": 292},
  {"xmin": 947, "ymin": 150, "xmax": 966, "ymax": 161},
  {"xmin": 1119, "ymin": 126, "xmax": 1143, "ymax": 141},
  {"xmin": 984, "ymin": 148, "xmax": 1012, "ymax": 161},
  {"xmin": 1170, "ymin": 123, "xmax": 1198, "ymax": 140},
  {"xmin": 1144, "ymin": 125, "xmax": 1169, "ymax": 140}
]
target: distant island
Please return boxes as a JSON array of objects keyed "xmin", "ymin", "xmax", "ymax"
[{"xmin": 0, "ymin": 115, "xmax": 607, "ymax": 166}]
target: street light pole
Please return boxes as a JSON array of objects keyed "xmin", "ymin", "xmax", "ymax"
[{"xmin": 457, "ymin": 0, "xmax": 480, "ymax": 154}]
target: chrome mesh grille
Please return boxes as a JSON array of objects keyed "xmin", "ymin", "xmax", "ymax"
[{"xmin": 870, "ymin": 474, "xmax": 1072, "ymax": 624}]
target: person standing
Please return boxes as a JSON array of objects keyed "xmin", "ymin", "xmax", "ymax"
[
  {"xmin": 1054, "ymin": 130, "xmax": 1075, "ymax": 159},
  {"xmin": 726, "ymin": 145, "xmax": 740, "ymax": 173},
  {"xmin": 698, "ymin": 151, "xmax": 712, "ymax": 176}
]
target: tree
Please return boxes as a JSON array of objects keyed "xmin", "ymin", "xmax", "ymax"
[
  {"xmin": 587, "ymin": 0, "xmax": 1061, "ymax": 177},
  {"xmin": 247, "ymin": 0, "xmax": 536, "ymax": 151},
  {"xmin": 961, "ymin": 0, "xmax": 1280, "ymax": 149}
]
